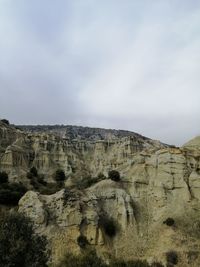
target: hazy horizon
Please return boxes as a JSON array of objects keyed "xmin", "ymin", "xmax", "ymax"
[{"xmin": 0, "ymin": 0, "xmax": 200, "ymax": 146}]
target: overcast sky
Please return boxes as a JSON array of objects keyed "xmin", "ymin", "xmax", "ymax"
[{"xmin": 0, "ymin": 0, "xmax": 200, "ymax": 145}]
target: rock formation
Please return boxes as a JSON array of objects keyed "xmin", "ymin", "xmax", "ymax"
[{"xmin": 1, "ymin": 120, "xmax": 200, "ymax": 266}]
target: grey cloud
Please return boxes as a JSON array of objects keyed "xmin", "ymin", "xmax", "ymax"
[{"xmin": 0, "ymin": 0, "xmax": 200, "ymax": 145}]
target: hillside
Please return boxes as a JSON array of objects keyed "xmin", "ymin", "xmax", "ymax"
[{"xmin": 1, "ymin": 119, "xmax": 200, "ymax": 266}]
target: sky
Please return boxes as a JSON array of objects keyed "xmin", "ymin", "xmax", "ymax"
[{"xmin": 0, "ymin": 0, "xmax": 200, "ymax": 146}]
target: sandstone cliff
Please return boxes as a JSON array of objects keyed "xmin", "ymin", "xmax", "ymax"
[{"xmin": 1, "ymin": 120, "xmax": 200, "ymax": 266}]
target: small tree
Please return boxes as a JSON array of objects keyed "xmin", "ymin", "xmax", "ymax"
[
  {"xmin": 163, "ymin": 218, "xmax": 175, "ymax": 227},
  {"xmin": 166, "ymin": 251, "xmax": 178, "ymax": 266},
  {"xmin": 0, "ymin": 183, "xmax": 27, "ymax": 206},
  {"xmin": 99, "ymin": 215, "xmax": 118, "ymax": 238},
  {"xmin": 1, "ymin": 119, "xmax": 9, "ymax": 125},
  {"xmin": 77, "ymin": 235, "xmax": 89, "ymax": 249},
  {"xmin": 108, "ymin": 170, "xmax": 120, "ymax": 182},
  {"xmin": 0, "ymin": 172, "xmax": 8, "ymax": 184},
  {"xmin": 58, "ymin": 249, "xmax": 106, "ymax": 267},
  {"xmin": 54, "ymin": 169, "xmax": 66, "ymax": 182},
  {"xmin": 0, "ymin": 212, "xmax": 49, "ymax": 267},
  {"xmin": 30, "ymin": 166, "xmax": 38, "ymax": 177}
]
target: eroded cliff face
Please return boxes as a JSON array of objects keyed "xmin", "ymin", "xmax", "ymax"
[
  {"xmin": 0, "ymin": 121, "xmax": 167, "ymax": 182},
  {"xmin": 17, "ymin": 145, "xmax": 200, "ymax": 266},
  {"xmin": 1, "ymin": 121, "xmax": 200, "ymax": 266}
]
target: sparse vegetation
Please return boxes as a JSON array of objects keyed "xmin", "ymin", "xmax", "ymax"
[
  {"xmin": 110, "ymin": 259, "xmax": 154, "ymax": 267},
  {"xmin": 58, "ymin": 250, "xmax": 164, "ymax": 267},
  {"xmin": 54, "ymin": 169, "xmax": 66, "ymax": 182},
  {"xmin": 27, "ymin": 171, "xmax": 34, "ymax": 179},
  {"xmin": 75, "ymin": 174, "xmax": 106, "ymax": 190},
  {"xmin": 187, "ymin": 250, "xmax": 199, "ymax": 264},
  {"xmin": 37, "ymin": 175, "xmax": 47, "ymax": 186},
  {"xmin": 0, "ymin": 182, "xmax": 27, "ymax": 205},
  {"xmin": 176, "ymin": 211, "xmax": 200, "ymax": 238},
  {"xmin": 27, "ymin": 167, "xmax": 62, "ymax": 194},
  {"xmin": 108, "ymin": 170, "xmax": 120, "ymax": 182},
  {"xmin": 27, "ymin": 166, "xmax": 39, "ymax": 180},
  {"xmin": 58, "ymin": 249, "xmax": 107, "ymax": 267},
  {"xmin": 151, "ymin": 263, "xmax": 164, "ymax": 267},
  {"xmin": 0, "ymin": 212, "xmax": 49, "ymax": 267},
  {"xmin": 1, "ymin": 119, "xmax": 9, "ymax": 125},
  {"xmin": 166, "ymin": 250, "xmax": 178, "ymax": 266},
  {"xmin": 77, "ymin": 235, "xmax": 89, "ymax": 248},
  {"xmin": 99, "ymin": 215, "xmax": 118, "ymax": 238},
  {"xmin": 0, "ymin": 171, "xmax": 8, "ymax": 184},
  {"xmin": 30, "ymin": 166, "xmax": 38, "ymax": 177},
  {"xmin": 38, "ymin": 183, "xmax": 62, "ymax": 195},
  {"xmin": 163, "ymin": 218, "xmax": 175, "ymax": 226}
]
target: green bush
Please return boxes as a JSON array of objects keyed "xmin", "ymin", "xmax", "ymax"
[
  {"xmin": 166, "ymin": 251, "xmax": 178, "ymax": 265},
  {"xmin": 151, "ymin": 263, "xmax": 164, "ymax": 267},
  {"xmin": 27, "ymin": 172, "xmax": 34, "ymax": 179},
  {"xmin": 77, "ymin": 235, "xmax": 89, "ymax": 249},
  {"xmin": 39, "ymin": 183, "xmax": 61, "ymax": 195},
  {"xmin": 110, "ymin": 259, "xmax": 151, "ymax": 267},
  {"xmin": 75, "ymin": 175, "xmax": 106, "ymax": 190},
  {"xmin": 58, "ymin": 250, "xmax": 163, "ymax": 267},
  {"xmin": 99, "ymin": 215, "xmax": 118, "ymax": 238},
  {"xmin": 54, "ymin": 169, "xmax": 66, "ymax": 182},
  {"xmin": 0, "ymin": 172, "xmax": 8, "ymax": 184},
  {"xmin": 37, "ymin": 175, "xmax": 47, "ymax": 186},
  {"xmin": 97, "ymin": 173, "xmax": 106, "ymax": 179},
  {"xmin": 163, "ymin": 218, "xmax": 175, "ymax": 226},
  {"xmin": 0, "ymin": 212, "xmax": 49, "ymax": 267},
  {"xmin": 58, "ymin": 249, "xmax": 106, "ymax": 267},
  {"xmin": 108, "ymin": 170, "xmax": 120, "ymax": 182},
  {"xmin": 176, "ymin": 211, "xmax": 200, "ymax": 238},
  {"xmin": 30, "ymin": 166, "xmax": 38, "ymax": 177},
  {"xmin": 0, "ymin": 183, "xmax": 27, "ymax": 206},
  {"xmin": 110, "ymin": 260, "xmax": 164, "ymax": 267},
  {"xmin": 1, "ymin": 119, "xmax": 9, "ymax": 125}
]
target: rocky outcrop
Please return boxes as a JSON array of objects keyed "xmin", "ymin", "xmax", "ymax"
[
  {"xmin": 1, "ymin": 122, "xmax": 200, "ymax": 266},
  {"xmin": 183, "ymin": 136, "xmax": 200, "ymax": 150},
  {"xmin": 18, "ymin": 143, "xmax": 200, "ymax": 266},
  {"xmin": 19, "ymin": 180, "xmax": 135, "ymax": 263},
  {"xmin": 0, "ymin": 123, "xmax": 167, "ymax": 182}
]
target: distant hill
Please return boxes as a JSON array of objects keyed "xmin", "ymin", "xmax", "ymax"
[{"xmin": 17, "ymin": 124, "xmax": 151, "ymax": 141}]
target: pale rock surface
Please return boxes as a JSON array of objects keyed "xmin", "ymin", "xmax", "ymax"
[
  {"xmin": 1, "ymin": 122, "xmax": 200, "ymax": 266},
  {"xmin": 18, "ymin": 180, "xmax": 135, "ymax": 263}
]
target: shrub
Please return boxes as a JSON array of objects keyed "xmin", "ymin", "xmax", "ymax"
[
  {"xmin": 108, "ymin": 170, "xmax": 120, "ymax": 182},
  {"xmin": 58, "ymin": 251, "xmax": 163, "ymax": 267},
  {"xmin": 176, "ymin": 211, "xmax": 200, "ymax": 238},
  {"xmin": 54, "ymin": 169, "xmax": 66, "ymax": 182},
  {"xmin": 99, "ymin": 215, "xmax": 117, "ymax": 238},
  {"xmin": 97, "ymin": 173, "xmax": 106, "ymax": 179},
  {"xmin": 27, "ymin": 172, "xmax": 34, "ymax": 179},
  {"xmin": 0, "ymin": 183, "xmax": 27, "ymax": 206},
  {"xmin": 39, "ymin": 183, "xmax": 62, "ymax": 195},
  {"xmin": 166, "ymin": 251, "xmax": 178, "ymax": 265},
  {"xmin": 0, "ymin": 212, "xmax": 49, "ymax": 267},
  {"xmin": 75, "ymin": 175, "xmax": 106, "ymax": 190},
  {"xmin": 110, "ymin": 259, "xmax": 151, "ymax": 267},
  {"xmin": 187, "ymin": 250, "xmax": 199, "ymax": 263},
  {"xmin": 151, "ymin": 262, "xmax": 164, "ymax": 267},
  {"xmin": 37, "ymin": 175, "xmax": 47, "ymax": 186},
  {"xmin": 1, "ymin": 119, "xmax": 9, "ymax": 125},
  {"xmin": 30, "ymin": 166, "xmax": 38, "ymax": 177},
  {"xmin": 0, "ymin": 172, "xmax": 8, "ymax": 184},
  {"xmin": 77, "ymin": 235, "xmax": 89, "ymax": 248},
  {"xmin": 163, "ymin": 218, "xmax": 175, "ymax": 227},
  {"xmin": 58, "ymin": 249, "xmax": 106, "ymax": 267}
]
